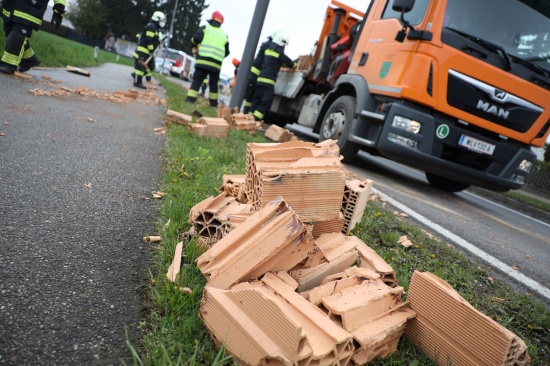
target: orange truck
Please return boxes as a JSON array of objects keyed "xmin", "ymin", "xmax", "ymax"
[{"xmin": 271, "ymin": 0, "xmax": 550, "ymax": 192}]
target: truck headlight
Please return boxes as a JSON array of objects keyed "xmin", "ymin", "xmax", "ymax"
[
  {"xmin": 518, "ymin": 159, "xmax": 533, "ymax": 173},
  {"xmin": 392, "ymin": 116, "xmax": 421, "ymax": 134}
]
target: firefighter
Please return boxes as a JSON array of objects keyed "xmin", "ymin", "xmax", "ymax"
[
  {"xmin": 0, "ymin": 0, "xmax": 66, "ymax": 74},
  {"xmin": 249, "ymin": 32, "xmax": 296, "ymax": 121},
  {"xmin": 185, "ymin": 11, "xmax": 229, "ymax": 107},
  {"xmin": 132, "ymin": 11, "xmax": 165, "ymax": 89},
  {"xmin": 242, "ymin": 32, "xmax": 277, "ymax": 114}
]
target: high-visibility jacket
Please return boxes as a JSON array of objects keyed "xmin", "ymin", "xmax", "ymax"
[
  {"xmin": 2, "ymin": 0, "xmax": 66, "ymax": 30},
  {"xmin": 192, "ymin": 20, "xmax": 229, "ymax": 70},
  {"xmin": 256, "ymin": 42, "xmax": 296, "ymax": 87},
  {"xmin": 133, "ymin": 21, "xmax": 160, "ymax": 60}
]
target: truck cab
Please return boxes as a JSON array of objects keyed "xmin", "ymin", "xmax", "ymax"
[{"xmin": 273, "ymin": 0, "xmax": 550, "ymax": 192}]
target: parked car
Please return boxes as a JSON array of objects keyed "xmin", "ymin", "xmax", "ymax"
[
  {"xmin": 170, "ymin": 53, "xmax": 196, "ymax": 81},
  {"xmin": 155, "ymin": 48, "xmax": 184, "ymax": 75}
]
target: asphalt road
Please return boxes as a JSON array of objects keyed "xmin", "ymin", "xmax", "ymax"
[{"xmin": 0, "ymin": 64, "xmax": 166, "ymax": 365}]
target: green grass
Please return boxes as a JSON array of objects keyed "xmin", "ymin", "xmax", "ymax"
[
  {"xmin": 133, "ymin": 75, "xmax": 550, "ymax": 365},
  {"xmin": 504, "ymin": 191, "xmax": 550, "ymax": 212},
  {"xmin": 0, "ymin": 27, "xmax": 133, "ymax": 68}
]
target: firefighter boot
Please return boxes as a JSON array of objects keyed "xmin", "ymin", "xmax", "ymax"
[
  {"xmin": 145, "ymin": 76, "xmax": 151, "ymax": 82},
  {"xmin": 133, "ymin": 74, "xmax": 146, "ymax": 89},
  {"xmin": 18, "ymin": 54, "xmax": 41, "ymax": 72},
  {"xmin": 0, "ymin": 61, "xmax": 16, "ymax": 74}
]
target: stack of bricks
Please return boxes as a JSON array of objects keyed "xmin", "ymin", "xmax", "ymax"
[
  {"xmin": 218, "ymin": 174, "xmax": 246, "ymax": 200},
  {"xmin": 189, "ymin": 117, "xmax": 230, "ymax": 138},
  {"xmin": 264, "ymin": 124, "xmax": 296, "ymax": 142},
  {"xmin": 341, "ymin": 178, "xmax": 374, "ymax": 235},
  {"xmin": 164, "ymin": 109, "xmax": 193, "ymax": 125},
  {"xmin": 195, "ymin": 196, "xmax": 413, "ymax": 365},
  {"xmin": 228, "ymin": 113, "xmax": 257, "ymax": 133}
]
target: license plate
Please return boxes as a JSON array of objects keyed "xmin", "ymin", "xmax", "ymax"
[{"xmin": 458, "ymin": 134, "xmax": 495, "ymax": 155}]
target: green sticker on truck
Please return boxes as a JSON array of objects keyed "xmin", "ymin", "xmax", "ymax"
[
  {"xmin": 379, "ymin": 62, "xmax": 392, "ymax": 78},
  {"xmin": 436, "ymin": 124, "xmax": 450, "ymax": 139}
]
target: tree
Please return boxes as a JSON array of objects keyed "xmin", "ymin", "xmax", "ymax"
[
  {"xmin": 163, "ymin": 0, "xmax": 208, "ymax": 55},
  {"xmin": 544, "ymin": 142, "xmax": 550, "ymax": 163},
  {"xmin": 66, "ymin": 0, "xmax": 206, "ymax": 48}
]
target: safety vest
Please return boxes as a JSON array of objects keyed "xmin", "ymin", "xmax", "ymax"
[{"xmin": 198, "ymin": 24, "xmax": 227, "ymax": 63}]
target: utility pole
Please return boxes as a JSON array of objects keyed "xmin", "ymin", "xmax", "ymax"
[
  {"xmin": 167, "ymin": 0, "xmax": 180, "ymax": 49},
  {"xmin": 229, "ymin": 0, "xmax": 270, "ymax": 109}
]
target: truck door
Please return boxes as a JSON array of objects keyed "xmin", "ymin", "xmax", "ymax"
[{"xmin": 349, "ymin": 0, "xmax": 432, "ymax": 98}]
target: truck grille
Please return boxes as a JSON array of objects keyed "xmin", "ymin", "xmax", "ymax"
[{"xmin": 447, "ymin": 70, "xmax": 542, "ymax": 133}]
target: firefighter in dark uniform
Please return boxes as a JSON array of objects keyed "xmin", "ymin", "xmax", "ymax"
[
  {"xmin": 242, "ymin": 33, "xmax": 277, "ymax": 114},
  {"xmin": 0, "ymin": 0, "xmax": 65, "ymax": 74},
  {"xmin": 132, "ymin": 11, "xmax": 165, "ymax": 89},
  {"xmin": 249, "ymin": 32, "xmax": 296, "ymax": 121},
  {"xmin": 185, "ymin": 11, "xmax": 229, "ymax": 107}
]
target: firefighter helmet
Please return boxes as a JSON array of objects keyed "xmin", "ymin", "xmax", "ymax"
[
  {"xmin": 212, "ymin": 11, "xmax": 224, "ymax": 24},
  {"xmin": 151, "ymin": 11, "xmax": 165, "ymax": 22},
  {"xmin": 272, "ymin": 32, "xmax": 289, "ymax": 47}
]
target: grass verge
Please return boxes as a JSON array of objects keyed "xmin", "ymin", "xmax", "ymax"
[
  {"xmin": 134, "ymin": 75, "xmax": 550, "ymax": 365},
  {"xmin": 503, "ymin": 191, "xmax": 550, "ymax": 212},
  {"xmin": 0, "ymin": 28, "xmax": 133, "ymax": 68}
]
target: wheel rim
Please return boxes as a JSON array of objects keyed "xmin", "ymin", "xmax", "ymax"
[{"xmin": 322, "ymin": 109, "xmax": 346, "ymax": 139}]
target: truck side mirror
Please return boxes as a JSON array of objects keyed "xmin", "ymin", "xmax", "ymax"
[
  {"xmin": 393, "ymin": 0, "xmax": 416, "ymax": 42},
  {"xmin": 392, "ymin": 0, "xmax": 415, "ymax": 13}
]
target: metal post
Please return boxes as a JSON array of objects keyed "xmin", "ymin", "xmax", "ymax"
[
  {"xmin": 167, "ymin": 0, "xmax": 179, "ymax": 49},
  {"xmin": 229, "ymin": 0, "xmax": 270, "ymax": 110}
]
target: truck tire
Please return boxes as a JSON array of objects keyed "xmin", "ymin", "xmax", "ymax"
[
  {"xmin": 319, "ymin": 95, "xmax": 359, "ymax": 161},
  {"xmin": 425, "ymin": 172, "xmax": 470, "ymax": 193}
]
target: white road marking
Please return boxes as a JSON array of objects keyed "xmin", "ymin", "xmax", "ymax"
[{"xmin": 373, "ymin": 187, "xmax": 550, "ymax": 302}]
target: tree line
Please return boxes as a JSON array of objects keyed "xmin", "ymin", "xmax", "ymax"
[{"xmin": 66, "ymin": 0, "xmax": 207, "ymax": 55}]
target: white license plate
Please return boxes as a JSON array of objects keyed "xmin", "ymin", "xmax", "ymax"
[{"xmin": 458, "ymin": 135, "xmax": 495, "ymax": 155}]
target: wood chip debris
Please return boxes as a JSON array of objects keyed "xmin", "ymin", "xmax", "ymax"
[
  {"xmin": 153, "ymin": 127, "xmax": 167, "ymax": 135},
  {"xmin": 0, "ymin": 133, "xmax": 5, "ymax": 137},
  {"xmin": 84, "ymin": 183, "xmax": 92, "ymax": 189},
  {"xmin": 491, "ymin": 297, "xmax": 505, "ymax": 303},
  {"xmin": 87, "ymin": 118, "xmax": 94, "ymax": 122},
  {"xmin": 179, "ymin": 287, "xmax": 192, "ymax": 294}
]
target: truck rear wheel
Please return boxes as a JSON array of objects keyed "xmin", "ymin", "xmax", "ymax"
[
  {"xmin": 425, "ymin": 172, "xmax": 470, "ymax": 193},
  {"xmin": 319, "ymin": 95, "xmax": 359, "ymax": 161}
]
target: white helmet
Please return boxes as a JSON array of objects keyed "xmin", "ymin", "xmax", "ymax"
[
  {"xmin": 272, "ymin": 31, "xmax": 289, "ymax": 47},
  {"xmin": 151, "ymin": 11, "xmax": 165, "ymax": 22}
]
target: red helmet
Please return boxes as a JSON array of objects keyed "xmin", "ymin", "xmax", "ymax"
[
  {"xmin": 232, "ymin": 58, "xmax": 240, "ymax": 67},
  {"xmin": 212, "ymin": 11, "xmax": 224, "ymax": 24}
]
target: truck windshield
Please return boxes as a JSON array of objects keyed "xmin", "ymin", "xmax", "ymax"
[{"xmin": 444, "ymin": 0, "xmax": 550, "ymax": 72}]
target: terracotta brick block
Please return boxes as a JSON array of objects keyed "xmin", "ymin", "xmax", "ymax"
[
  {"xmin": 312, "ymin": 212, "xmax": 344, "ymax": 239},
  {"xmin": 189, "ymin": 118, "xmax": 230, "ymax": 138},
  {"xmin": 196, "ymin": 196, "xmax": 317, "ymax": 289},
  {"xmin": 341, "ymin": 178, "xmax": 373, "ymax": 235},
  {"xmin": 352, "ymin": 236, "xmax": 399, "ymax": 287},
  {"xmin": 164, "ymin": 109, "xmax": 192, "ymax": 125},
  {"xmin": 320, "ymin": 280, "xmax": 405, "ymax": 332},
  {"xmin": 189, "ymin": 192, "xmax": 253, "ymax": 243},
  {"xmin": 264, "ymin": 124, "xmax": 296, "ymax": 142},
  {"xmin": 351, "ymin": 304, "xmax": 416, "ymax": 364},
  {"xmin": 405, "ymin": 271, "xmax": 531, "ymax": 366},
  {"xmin": 257, "ymin": 156, "xmax": 346, "ymax": 216},
  {"xmin": 218, "ymin": 174, "xmax": 246, "ymax": 198},
  {"xmin": 302, "ymin": 267, "xmax": 380, "ymax": 305},
  {"xmin": 200, "ymin": 272, "xmax": 354, "ymax": 365}
]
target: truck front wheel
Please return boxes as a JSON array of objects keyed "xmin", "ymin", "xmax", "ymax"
[
  {"xmin": 319, "ymin": 96, "xmax": 359, "ymax": 161},
  {"xmin": 425, "ymin": 172, "xmax": 470, "ymax": 193}
]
